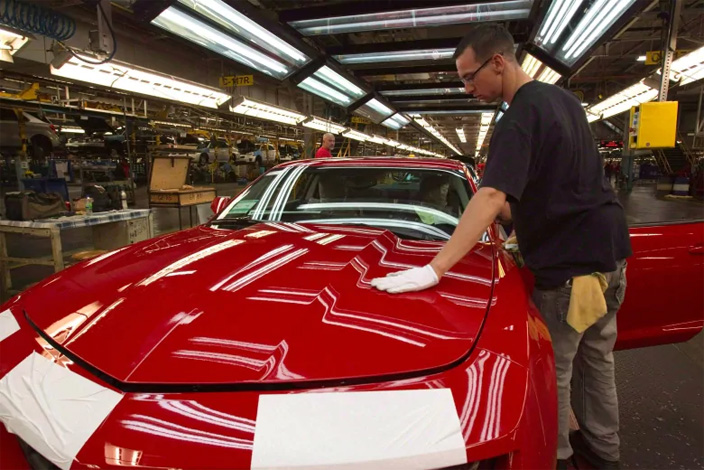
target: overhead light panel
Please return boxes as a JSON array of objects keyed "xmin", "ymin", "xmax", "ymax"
[
  {"xmin": 456, "ymin": 128, "xmax": 467, "ymax": 143},
  {"xmin": 367, "ymin": 135, "xmax": 387, "ymax": 145},
  {"xmin": 476, "ymin": 112, "xmax": 494, "ymax": 153},
  {"xmin": 354, "ymin": 97, "xmax": 395, "ymax": 124},
  {"xmin": 381, "ymin": 113, "xmax": 411, "ymax": 130},
  {"xmin": 51, "ymin": 55, "xmax": 230, "ymax": 109},
  {"xmin": 152, "ymin": 1, "xmax": 309, "ymax": 79},
  {"xmin": 342, "ymin": 129, "xmax": 370, "ymax": 142},
  {"xmin": 414, "ymin": 117, "xmax": 462, "ymax": 155},
  {"xmin": 670, "ymin": 45, "xmax": 704, "ymax": 86},
  {"xmin": 534, "ymin": 0, "xmax": 636, "ymax": 66},
  {"xmin": 289, "ymin": 0, "xmax": 532, "ymax": 35},
  {"xmin": 636, "ymin": 55, "xmax": 646, "ymax": 62},
  {"xmin": 0, "ymin": 27, "xmax": 31, "ymax": 63},
  {"xmin": 297, "ymin": 65, "xmax": 366, "ymax": 106},
  {"xmin": 230, "ymin": 96, "xmax": 306, "ymax": 125},
  {"xmin": 521, "ymin": 53, "xmax": 542, "ymax": 78},
  {"xmin": 59, "ymin": 127, "xmax": 85, "ymax": 134},
  {"xmin": 585, "ymin": 81, "xmax": 657, "ymax": 122},
  {"xmin": 335, "ymin": 48, "xmax": 454, "ymax": 65},
  {"xmin": 381, "ymin": 87, "xmax": 464, "ymax": 97},
  {"xmin": 537, "ymin": 66, "xmax": 561, "ymax": 84},
  {"xmin": 302, "ymin": 116, "xmax": 346, "ymax": 134}
]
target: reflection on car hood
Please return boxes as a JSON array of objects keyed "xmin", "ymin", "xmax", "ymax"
[{"xmin": 23, "ymin": 223, "xmax": 495, "ymax": 386}]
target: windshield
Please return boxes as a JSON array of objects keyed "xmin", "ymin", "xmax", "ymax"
[{"xmin": 214, "ymin": 164, "xmax": 472, "ymax": 240}]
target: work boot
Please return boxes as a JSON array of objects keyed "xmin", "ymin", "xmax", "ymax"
[{"xmin": 570, "ymin": 431, "xmax": 620, "ymax": 469}]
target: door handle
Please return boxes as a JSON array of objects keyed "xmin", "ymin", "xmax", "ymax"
[{"xmin": 689, "ymin": 244, "xmax": 704, "ymax": 255}]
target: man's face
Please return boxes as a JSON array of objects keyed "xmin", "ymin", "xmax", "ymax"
[
  {"xmin": 324, "ymin": 135, "xmax": 335, "ymax": 149},
  {"xmin": 455, "ymin": 47, "xmax": 504, "ymax": 103}
]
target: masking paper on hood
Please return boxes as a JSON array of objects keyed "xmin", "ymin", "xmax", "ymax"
[
  {"xmin": 0, "ymin": 309, "xmax": 20, "ymax": 343},
  {"xmin": 251, "ymin": 388, "xmax": 467, "ymax": 469},
  {"xmin": 0, "ymin": 352, "xmax": 123, "ymax": 470}
]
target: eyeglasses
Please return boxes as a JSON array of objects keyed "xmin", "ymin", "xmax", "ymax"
[{"xmin": 460, "ymin": 52, "xmax": 502, "ymax": 85}]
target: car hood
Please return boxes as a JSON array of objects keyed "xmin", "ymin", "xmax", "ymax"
[{"xmin": 22, "ymin": 223, "xmax": 495, "ymax": 386}]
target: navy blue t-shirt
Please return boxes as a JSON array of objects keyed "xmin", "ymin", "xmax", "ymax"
[{"xmin": 481, "ymin": 80, "xmax": 632, "ymax": 288}]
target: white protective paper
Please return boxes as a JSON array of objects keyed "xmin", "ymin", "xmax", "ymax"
[
  {"xmin": 0, "ymin": 352, "xmax": 123, "ymax": 470},
  {"xmin": 0, "ymin": 309, "xmax": 20, "ymax": 343},
  {"xmin": 251, "ymin": 388, "xmax": 467, "ymax": 469}
]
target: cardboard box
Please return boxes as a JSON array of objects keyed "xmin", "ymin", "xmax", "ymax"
[{"xmin": 148, "ymin": 155, "xmax": 215, "ymax": 207}]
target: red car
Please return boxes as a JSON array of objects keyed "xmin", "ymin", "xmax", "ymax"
[{"xmin": 0, "ymin": 158, "xmax": 701, "ymax": 470}]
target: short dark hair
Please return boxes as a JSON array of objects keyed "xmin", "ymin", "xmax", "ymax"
[{"xmin": 453, "ymin": 24, "xmax": 516, "ymax": 62}]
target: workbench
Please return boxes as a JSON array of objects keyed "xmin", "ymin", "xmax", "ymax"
[{"xmin": 0, "ymin": 209, "xmax": 153, "ymax": 301}]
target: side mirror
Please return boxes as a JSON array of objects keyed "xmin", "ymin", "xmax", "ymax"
[{"xmin": 210, "ymin": 196, "xmax": 232, "ymax": 215}]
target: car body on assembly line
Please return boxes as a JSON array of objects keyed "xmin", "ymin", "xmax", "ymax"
[
  {"xmin": 0, "ymin": 109, "xmax": 62, "ymax": 158},
  {"xmin": 0, "ymin": 158, "xmax": 702, "ymax": 470},
  {"xmin": 243, "ymin": 143, "xmax": 277, "ymax": 165}
]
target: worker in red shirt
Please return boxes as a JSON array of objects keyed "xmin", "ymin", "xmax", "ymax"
[{"xmin": 315, "ymin": 133, "xmax": 335, "ymax": 158}]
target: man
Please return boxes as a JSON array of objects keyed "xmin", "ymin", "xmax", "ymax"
[
  {"xmin": 371, "ymin": 25, "xmax": 631, "ymax": 470},
  {"xmin": 315, "ymin": 133, "xmax": 335, "ymax": 158}
]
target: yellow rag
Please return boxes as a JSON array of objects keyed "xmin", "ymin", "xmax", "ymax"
[{"xmin": 567, "ymin": 273, "xmax": 609, "ymax": 333}]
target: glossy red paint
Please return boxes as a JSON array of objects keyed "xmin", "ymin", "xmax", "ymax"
[
  {"xmin": 21, "ymin": 224, "xmax": 493, "ymax": 385},
  {"xmin": 616, "ymin": 221, "xmax": 704, "ymax": 350},
  {"xmin": 0, "ymin": 157, "xmax": 700, "ymax": 469}
]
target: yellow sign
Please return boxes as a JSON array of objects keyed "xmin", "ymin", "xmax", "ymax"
[
  {"xmin": 645, "ymin": 50, "xmax": 692, "ymax": 65},
  {"xmin": 219, "ymin": 75, "xmax": 254, "ymax": 87},
  {"xmin": 351, "ymin": 116, "xmax": 371, "ymax": 124}
]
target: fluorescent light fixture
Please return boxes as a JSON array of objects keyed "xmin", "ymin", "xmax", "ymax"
[
  {"xmin": 0, "ymin": 27, "xmax": 30, "ymax": 63},
  {"xmin": 535, "ymin": 0, "xmax": 636, "ymax": 66},
  {"xmin": 150, "ymin": 120, "xmax": 193, "ymax": 128},
  {"xmin": 176, "ymin": 0, "xmax": 309, "ymax": 65},
  {"xmin": 51, "ymin": 55, "xmax": 230, "ymax": 109},
  {"xmin": 414, "ymin": 117, "xmax": 462, "ymax": 155},
  {"xmin": 385, "ymin": 139, "xmax": 400, "ymax": 147},
  {"xmin": 381, "ymin": 113, "xmax": 411, "ymax": 130},
  {"xmin": 585, "ymin": 80, "xmax": 658, "ymax": 122},
  {"xmin": 299, "ymin": 77, "xmax": 354, "ymax": 105},
  {"xmin": 230, "ymin": 96, "xmax": 306, "ymax": 125},
  {"xmin": 670, "ymin": 45, "xmax": 704, "ymax": 86},
  {"xmin": 536, "ymin": 0, "xmax": 582, "ymax": 47},
  {"xmin": 411, "ymin": 109, "xmax": 492, "ymax": 116},
  {"xmin": 557, "ymin": 0, "xmax": 636, "ymax": 64},
  {"xmin": 354, "ymin": 97, "xmax": 395, "ymax": 123},
  {"xmin": 59, "ymin": 127, "xmax": 85, "ymax": 134},
  {"xmin": 289, "ymin": 0, "xmax": 532, "ymax": 35},
  {"xmin": 456, "ymin": 128, "xmax": 466, "ymax": 143},
  {"xmin": 476, "ymin": 112, "xmax": 494, "ymax": 152},
  {"xmin": 302, "ymin": 116, "xmax": 346, "ymax": 134},
  {"xmin": 335, "ymin": 48, "xmax": 454, "ymax": 64},
  {"xmin": 537, "ymin": 66, "xmax": 561, "ymax": 84},
  {"xmin": 342, "ymin": 129, "xmax": 369, "ymax": 142},
  {"xmin": 367, "ymin": 135, "xmax": 387, "ymax": 145},
  {"xmin": 380, "ymin": 87, "xmax": 464, "ymax": 97},
  {"xmin": 637, "ymin": 55, "xmax": 646, "ymax": 62},
  {"xmin": 297, "ymin": 65, "xmax": 366, "ymax": 106},
  {"xmin": 151, "ymin": 6, "xmax": 296, "ymax": 79},
  {"xmin": 521, "ymin": 53, "xmax": 542, "ymax": 78}
]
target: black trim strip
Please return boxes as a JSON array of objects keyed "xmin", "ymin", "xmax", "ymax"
[{"xmin": 23, "ymin": 303, "xmax": 490, "ymax": 393}]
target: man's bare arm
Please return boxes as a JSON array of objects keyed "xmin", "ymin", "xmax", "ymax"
[{"xmin": 430, "ymin": 187, "xmax": 506, "ymax": 277}]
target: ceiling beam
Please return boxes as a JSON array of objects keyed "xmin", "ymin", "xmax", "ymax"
[
  {"xmin": 395, "ymin": 104, "xmax": 496, "ymax": 112},
  {"xmin": 377, "ymin": 81, "xmax": 465, "ymax": 91},
  {"xmin": 278, "ymin": 0, "xmax": 471, "ymax": 23},
  {"xmin": 327, "ymin": 37, "xmax": 464, "ymax": 56},
  {"xmin": 388, "ymin": 93, "xmax": 470, "ymax": 102},
  {"xmin": 356, "ymin": 63, "xmax": 458, "ymax": 76}
]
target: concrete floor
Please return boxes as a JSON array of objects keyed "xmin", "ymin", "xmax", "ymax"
[{"xmin": 1, "ymin": 180, "xmax": 703, "ymax": 468}]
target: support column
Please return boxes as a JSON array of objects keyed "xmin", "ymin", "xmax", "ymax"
[{"xmin": 658, "ymin": 0, "xmax": 682, "ymax": 102}]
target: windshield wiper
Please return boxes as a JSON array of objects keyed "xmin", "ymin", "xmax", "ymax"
[{"xmin": 209, "ymin": 216, "xmax": 259, "ymax": 228}]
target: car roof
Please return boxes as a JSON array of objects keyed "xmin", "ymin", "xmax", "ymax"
[{"xmin": 277, "ymin": 157, "xmax": 468, "ymax": 172}]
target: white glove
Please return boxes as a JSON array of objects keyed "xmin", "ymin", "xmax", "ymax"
[{"xmin": 371, "ymin": 265, "xmax": 439, "ymax": 294}]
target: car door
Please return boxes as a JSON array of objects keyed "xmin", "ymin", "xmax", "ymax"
[{"xmin": 615, "ymin": 221, "xmax": 704, "ymax": 350}]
